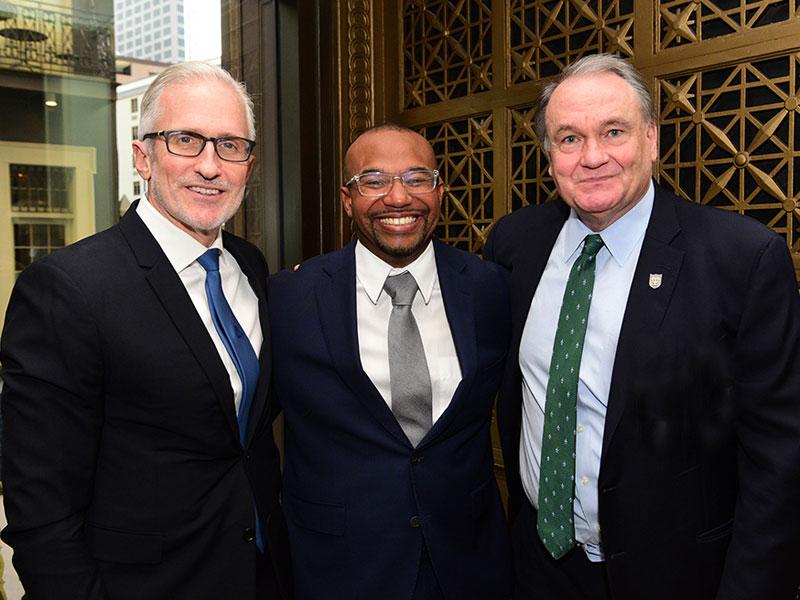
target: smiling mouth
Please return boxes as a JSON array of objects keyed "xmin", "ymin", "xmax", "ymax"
[
  {"xmin": 188, "ymin": 186, "xmax": 221, "ymax": 196},
  {"xmin": 378, "ymin": 215, "xmax": 417, "ymax": 226}
]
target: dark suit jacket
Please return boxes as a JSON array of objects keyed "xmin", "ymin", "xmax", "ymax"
[
  {"xmin": 484, "ymin": 184, "xmax": 800, "ymax": 600},
  {"xmin": 0, "ymin": 206, "xmax": 291, "ymax": 600},
  {"xmin": 267, "ymin": 238, "xmax": 513, "ymax": 600}
]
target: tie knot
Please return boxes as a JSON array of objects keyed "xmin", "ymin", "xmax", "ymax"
[
  {"xmin": 383, "ymin": 271, "xmax": 419, "ymax": 307},
  {"xmin": 581, "ymin": 234, "xmax": 604, "ymax": 258},
  {"xmin": 197, "ymin": 248, "xmax": 221, "ymax": 272}
]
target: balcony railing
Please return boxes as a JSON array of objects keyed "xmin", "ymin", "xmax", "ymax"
[{"xmin": 0, "ymin": 0, "xmax": 114, "ymax": 79}]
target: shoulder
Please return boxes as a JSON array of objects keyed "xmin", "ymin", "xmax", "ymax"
[
  {"xmin": 268, "ymin": 245, "xmax": 351, "ymax": 291},
  {"xmin": 222, "ymin": 230, "xmax": 269, "ymax": 275},
  {"xmin": 657, "ymin": 186, "xmax": 780, "ymax": 250},
  {"xmin": 485, "ymin": 200, "xmax": 569, "ymax": 262},
  {"xmin": 433, "ymin": 240, "xmax": 510, "ymax": 307},
  {"xmin": 22, "ymin": 224, "xmax": 126, "ymax": 284}
]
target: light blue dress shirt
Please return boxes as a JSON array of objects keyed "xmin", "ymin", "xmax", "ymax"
[{"xmin": 518, "ymin": 182, "xmax": 654, "ymax": 562}]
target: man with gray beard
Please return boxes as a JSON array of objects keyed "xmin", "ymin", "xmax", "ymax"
[{"xmin": 1, "ymin": 62, "xmax": 290, "ymax": 600}]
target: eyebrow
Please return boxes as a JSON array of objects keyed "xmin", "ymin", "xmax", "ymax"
[
  {"xmin": 358, "ymin": 165, "xmax": 431, "ymax": 174},
  {"xmin": 552, "ymin": 118, "xmax": 634, "ymax": 137}
]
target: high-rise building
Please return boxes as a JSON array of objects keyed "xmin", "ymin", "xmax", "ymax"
[{"xmin": 114, "ymin": 0, "xmax": 185, "ymax": 63}]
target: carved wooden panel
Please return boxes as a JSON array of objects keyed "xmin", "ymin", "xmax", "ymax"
[
  {"xmin": 658, "ymin": 0, "xmax": 797, "ymax": 49},
  {"xmin": 419, "ymin": 115, "xmax": 495, "ymax": 252},
  {"xmin": 658, "ymin": 53, "xmax": 800, "ymax": 255},
  {"xmin": 402, "ymin": 0, "xmax": 493, "ymax": 108},
  {"xmin": 509, "ymin": 0, "xmax": 635, "ymax": 84}
]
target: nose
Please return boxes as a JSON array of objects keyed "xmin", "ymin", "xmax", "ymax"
[
  {"xmin": 381, "ymin": 177, "xmax": 411, "ymax": 207},
  {"xmin": 194, "ymin": 141, "xmax": 223, "ymax": 180},
  {"xmin": 579, "ymin": 136, "xmax": 609, "ymax": 168}
]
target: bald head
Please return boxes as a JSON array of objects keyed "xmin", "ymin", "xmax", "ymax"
[{"xmin": 344, "ymin": 124, "xmax": 436, "ymax": 181}]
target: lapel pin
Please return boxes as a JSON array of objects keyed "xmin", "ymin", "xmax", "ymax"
[{"xmin": 649, "ymin": 273, "xmax": 663, "ymax": 289}]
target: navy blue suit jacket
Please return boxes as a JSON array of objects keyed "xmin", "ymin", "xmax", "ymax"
[
  {"xmin": 268, "ymin": 238, "xmax": 513, "ymax": 600},
  {"xmin": 484, "ymin": 184, "xmax": 800, "ymax": 599},
  {"xmin": 1, "ymin": 206, "xmax": 290, "ymax": 600}
]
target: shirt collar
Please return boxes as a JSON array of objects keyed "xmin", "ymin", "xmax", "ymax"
[
  {"xmin": 136, "ymin": 196, "xmax": 223, "ymax": 272},
  {"xmin": 561, "ymin": 180, "xmax": 654, "ymax": 267},
  {"xmin": 355, "ymin": 239, "xmax": 437, "ymax": 305}
]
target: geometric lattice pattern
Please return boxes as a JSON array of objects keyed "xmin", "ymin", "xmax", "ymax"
[
  {"xmin": 659, "ymin": 0, "xmax": 796, "ymax": 49},
  {"xmin": 658, "ymin": 53, "xmax": 800, "ymax": 255},
  {"xmin": 508, "ymin": 105, "xmax": 558, "ymax": 211},
  {"xmin": 419, "ymin": 115, "xmax": 494, "ymax": 253},
  {"xmin": 509, "ymin": 0, "xmax": 634, "ymax": 84},
  {"xmin": 403, "ymin": 0, "xmax": 493, "ymax": 109}
]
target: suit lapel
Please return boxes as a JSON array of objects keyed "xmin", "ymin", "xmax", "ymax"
[
  {"xmin": 316, "ymin": 242, "xmax": 410, "ymax": 446},
  {"xmin": 118, "ymin": 207, "xmax": 240, "ymax": 438},
  {"xmin": 509, "ymin": 202, "xmax": 571, "ymax": 348},
  {"xmin": 420, "ymin": 240, "xmax": 476, "ymax": 444},
  {"xmin": 224, "ymin": 233, "xmax": 271, "ymax": 446},
  {"xmin": 602, "ymin": 189, "xmax": 684, "ymax": 457}
]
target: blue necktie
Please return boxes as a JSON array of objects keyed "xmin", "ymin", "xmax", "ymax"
[{"xmin": 197, "ymin": 248, "xmax": 265, "ymax": 551}]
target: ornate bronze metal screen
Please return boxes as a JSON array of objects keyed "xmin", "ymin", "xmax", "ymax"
[
  {"xmin": 326, "ymin": 0, "xmax": 800, "ymax": 500},
  {"xmin": 335, "ymin": 0, "xmax": 800, "ymax": 277}
]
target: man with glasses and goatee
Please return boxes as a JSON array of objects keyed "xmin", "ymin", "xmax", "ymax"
[
  {"xmin": 268, "ymin": 124, "xmax": 513, "ymax": 599},
  {"xmin": 1, "ymin": 62, "xmax": 290, "ymax": 600}
]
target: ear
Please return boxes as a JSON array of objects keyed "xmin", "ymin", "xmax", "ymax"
[
  {"xmin": 132, "ymin": 140, "xmax": 152, "ymax": 180},
  {"xmin": 341, "ymin": 186, "xmax": 354, "ymax": 218},
  {"xmin": 646, "ymin": 121, "xmax": 658, "ymax": 162},
  {"xmin": 244, "ymin": 155, "xmax": 255, "ymax": 180}
]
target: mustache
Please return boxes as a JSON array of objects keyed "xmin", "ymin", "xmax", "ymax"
[{"xmin": 177, "ymin": 176, "xmax": 232, "ymax": 192}]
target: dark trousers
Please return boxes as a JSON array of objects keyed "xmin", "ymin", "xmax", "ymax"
[{"xmin": 512, "ymin": 498, "xmax": 611, "ymax": 600}]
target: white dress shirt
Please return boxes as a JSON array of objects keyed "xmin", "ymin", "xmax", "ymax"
[
  {"xmin": 518, "ymin": 182, "xmax": 654, "ymax": 561},
  {"xmin": 136, "ymin": 197, "xmax": 262, "ymax": 414},
  {"xmin": 355, "ymin": 240, "xmax": 462, "ymax": 423}
]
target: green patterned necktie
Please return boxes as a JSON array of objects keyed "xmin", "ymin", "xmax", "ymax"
[{"xmin": 537, "ymin": 233, "xmax": 604, "ymax": 559}]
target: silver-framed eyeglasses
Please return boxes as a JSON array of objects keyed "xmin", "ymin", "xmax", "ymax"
[
  {"xmin": 142, "ymin": 130, "xmax": 256, "ymax": 162},
  {"xmin": 345, "ymin": 169, "xmax": 439, "ymax": 197}
]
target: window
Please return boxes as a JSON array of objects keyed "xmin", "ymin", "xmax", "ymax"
[
  {"xmin": 131, "ymin": 126, "xmax": 138, "ymax": 140},
  {"xmin": 130, "ymin": 98, "xmax": 138, "ymax": 113},
  {"xmin": 133, "ymin": 181, "xmax": 141, "ymax": 196}
]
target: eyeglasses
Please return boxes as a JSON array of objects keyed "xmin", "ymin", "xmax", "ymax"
[
  {"xmin": 551, "ymin": 128, "xmax": 631, "ymax": 154},
  {"xmin": 142, "ymin": 130, "xmax": 255, "ymax": 162},
  {"xmin": 345, "ymin": 169, "xmax": 439, "ymax": 197}
]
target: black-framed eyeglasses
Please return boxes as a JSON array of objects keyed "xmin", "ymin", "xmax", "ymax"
[
  {"xmin": 142, "ymin": 130, "xmax": 255, "ymax": 162},
  {"xmin": 345, "ymin": 169, "xmax": 439, "ymax": 197}
]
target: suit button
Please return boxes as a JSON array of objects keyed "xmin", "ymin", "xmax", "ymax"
[
  {"xmin": 409, "ymin": 516, "xmax": 421, "ymax": 528},
  {"xmin": 411, "ymin": 454, "xmax": 424, "ymax": 465},
  {"xmin": 244, "ymin": 452, "xmax": 251, "ymax": 461},
  {"xmin": 243, "ymin": 527, "xmax": 255, "ymax": 542}
]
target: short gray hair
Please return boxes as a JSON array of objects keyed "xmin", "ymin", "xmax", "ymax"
[
  {"xmin": 533, "ymin": 53, "xmax": 656, "ymax": 152},
  {"xmin": 139, "ymin": 61, "xmax": 255, "ymax": 140}
]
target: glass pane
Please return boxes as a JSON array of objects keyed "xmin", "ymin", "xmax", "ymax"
[
  {"xmin": 31, "ymin": 224, "xmax": 49, "ymax": 246},
  {"xmin": 50, "ymin": 224, "xmax": 65, "ymax": 247},
  {"xmin": 13, "ymin": 223, "xmax": 30, "ymax": 245}
]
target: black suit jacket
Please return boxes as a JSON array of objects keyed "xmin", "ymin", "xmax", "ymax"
[
  {"xmin": 484, "ymin": 184, "xmax": 800, "ymax": 599},
  {"xmin": 0, "ymin": 206, "xmax": 290, "ymax": 600},
  {"xmin": 267, "ymin": 239, "xmax": 513, "ymax": 600}
]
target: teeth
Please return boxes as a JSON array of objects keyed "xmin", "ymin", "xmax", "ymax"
[
  {"xmin": 189, "ymin": 186, "xmax": 220, "ymax": 196},
  {"xmin": 380, "ymin": 216, "xmax": 416, "ymax": 225}
]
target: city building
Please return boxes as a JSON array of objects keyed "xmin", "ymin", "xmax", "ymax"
[
  {"xmin": 114, "ymin": 0, "xmax": 185, "ymax": 64},
  {"xmin": 114, "ymin": 57, "xmax": 168, "ymax": 214},
  {"xmin": 0, "ymin": 0, "xmax": 116, "ymax": 318}
]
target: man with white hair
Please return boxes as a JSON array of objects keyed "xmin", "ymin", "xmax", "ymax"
[
  {"xmin": 485, "ymin": 53, "xmax": 800, "ymax": 599},
  {"xmin": 1, "ymin": 62, "xmax": 290, "ymax": 599}
]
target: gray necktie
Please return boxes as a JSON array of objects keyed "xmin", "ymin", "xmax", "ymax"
[{"xmin": 383, "ymin": 271, "xmax": 433, "ymax": 447}]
